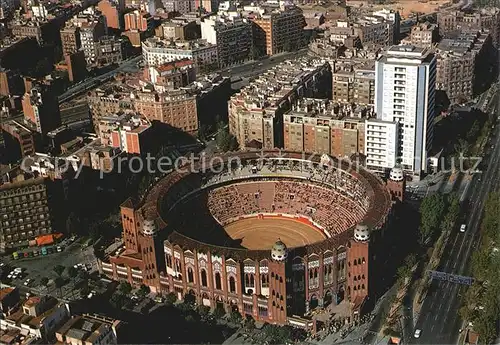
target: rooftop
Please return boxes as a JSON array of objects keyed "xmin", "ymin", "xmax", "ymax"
[
  {"xmin": 142, "ymin": 37, "xmax": 215, "ymax": 51},
  {"xmin": 56, "ymin": 314, "xmax": 122, "ymax": 342},
  {"xmin": 0, "ymin": 287, "xmax": 15, "ymax": 302},
  {"xmin": 286, "ymin": 98, "xmax": 375, "ymax": 120},
  {"xmin": 412, "ymin": 22, "xmax": 438, "ymax": 32},
  {"xmin": 154, "ymin": 59, "xmax": 195, "ymax": 73},
  {"xmin": 230, "ymin": 57, "xmax": 329, "ymax": 112},
  {"xmin": 1, "ymin": 120, "xmax": 33, "ymax": 137},
  {"xmin": 437, "ymin": 31, "xmax": 488, "ymax": 56}
]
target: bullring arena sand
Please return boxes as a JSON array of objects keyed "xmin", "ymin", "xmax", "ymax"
[
  {"xmin": 346, "ymin": 0, "xmax": 450, "ymax": 18},
  {"xmin": 224, "ymin": 217, "xmax": 327, "ymax": 250}
]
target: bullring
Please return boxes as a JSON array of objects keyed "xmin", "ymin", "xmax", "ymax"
[{"xmin": 99, "ymin": 151, "xmax": 400, "ymax": 326}]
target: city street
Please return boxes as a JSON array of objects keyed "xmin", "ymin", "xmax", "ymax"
[{"xmin": 407, "ymin": 89, "xmax": 500, "ymax": 344}]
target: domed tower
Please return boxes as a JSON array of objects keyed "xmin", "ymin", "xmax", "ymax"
[
  {"xmin": 271, "ymin": 239, "xmax": 288, "ymax": 261},
  {"xmin": 347, "ymin": 224, "xmax": 370, "ymax": 307},
  {"xmin": 142, "ymin": 219, "xmax": 158, "ymax": 236},
  {"xmin": 387, "ymin": 165, "xmax": 405, "ymax": 203},
  {"xmin": 269, "ymin": 239, "xmax": 288, "ymax": 324},
  {"xmin": 353, "ymin": 224, "xmax": 370, "ymax": 242}
]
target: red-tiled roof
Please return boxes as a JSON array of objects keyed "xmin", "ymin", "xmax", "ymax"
[
  {"xmin": 0, "ymin": 288, "xmax": 14, "ymax": 302},
  {"xmin": 155, "ymin": 59, "xmax": 194, "ymax": 72}
]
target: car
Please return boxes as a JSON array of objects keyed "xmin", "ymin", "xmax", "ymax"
[
  {"xmin": 414, "ymin": 329, "xmax": 422, "ymax": 338},
  {"xmin": 460, "ymin": 224, "xmax": 467, "ymax": 232},
  {"xmin": 24, "ymin": 279, "xmax": 31, "ymax": 286},
  {"xmin": 56, "ymin": 246, "xmax": 63, "ymax": 253}
]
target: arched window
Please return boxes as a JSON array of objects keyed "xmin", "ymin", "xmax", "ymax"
[
  {"xmin": 201, "ymin": 269, "xmax": 208, "ymax": 287},
  {"xmin": 229, "ymin": 276, "xmax": 236, "ymax": 293},
  {"xmin": 215, "ymin": 272, "xmax": 222, "ymax": 290},
  {"xmin": 187, "ymin": 267, "xmax": 194, "ymax": 283},
  {"xmin": 261, "ymin": 274, "xmax": 269, "ymax": 288}
]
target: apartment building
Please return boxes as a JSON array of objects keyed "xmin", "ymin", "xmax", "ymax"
[
  {"xmin": 250, "ymin": 3, "xmax": 305, "ymax": 56},
  {"xmin": 142, "ymin": 37, "xmax": 218, "ymax": 71},
  {"xmin": 0, "ymin": 175, "xmax": 64, "ymax": 253},
  {"xmin": 333, "ymin": 60, "xmax": 375, "ymax": 105},
  {"xmin": 409, "ymin": 22, "xmax": 438, "ymax": 47},
  {"xmin": 68, "ymin": 9, "xmax": 108, "ymax": 66},
  {"xmin": 11, "ymin": 21, "xmax": 47, "ymax": 45},
  {"xmin": 372, "ymin": 9, "xmax": 400, "ymax": 44},
  {"xmin": 364, "ymin": 118, "xmax": 399, "ymax": 173},
  {"xmin": 144, "ymin": 59, "xmax": 197, "ymax": 88},
  {"xmin": 55, "ymin": 314, "xmax": 123, "ymax": 345},
  {"xmin": 98, "ymin": 0, "xmax": 123, "ymax": 30},
  {"xmin": 156, "ymin": 19, "xmax": 200, "ymax": 41},
  {"xmin": 283, "ymin": 98, "xmax": 369, "ymax": 156},
  {"xmin": 65, "ymin": 50, "xmax": 87, "ymax": 83},
  {"xmin": 87, "ymin": 87, "xmax": 134, "ymax": 129},
  {"xmin": 60, "ymin": 25, "xmax": 81, "ymax": 56},
  {"xmin": 124, "ymin": 10, "xmax": 153, "ymax": 32},
  {"xmin": 201, "ymin": 14, "xmax": 252, "ymax": 67},
  {"xmin": 133, "ymin": 89, "xmax": 198, "ymax": 133},
  {"xmin": 437, "ymin": 8, "xmax": 500, "ymax": 47},
  {"xmin": 0, "ymin": 68, "xmax": 22, "ymax": 96},
  {"xmin": 334, "ymin": 14, "xmax": 396, "ymax": 47},
  {"xmin": 1, "ymin": 120, "xmax": 35, "ymax": 161},
  {"xmin": 375, "ymin": 45, "xmax": 436, "ymax": 179},
  {"xmin": 436, "ymin": 31, "xmax": 494, "ymax": 104},
  {"xmin": 96, "ymin": 112, "xmax": 151, "ymax": 153},
  {"xmin": 0, "ymin": 295, "xmax": 69, "ymax": 341},
  {"xmin": 21, "ymin": 80, "xmax": 61, "ymax": 135},
  {"xmin": 229, "ymin": 57, "xmax": 331, "ymax": 149},
  {"xmin": 96, "ymin": 36, "xmax": 124, "ymax": 66},
  {"xmin": 161, "ymin": 0, "xmax": 193, "ymax": 13}
]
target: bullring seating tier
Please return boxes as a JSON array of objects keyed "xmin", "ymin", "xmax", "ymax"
[{"xmin": 138, "ymin": 152, "xmax": 392, "ymax": 240}]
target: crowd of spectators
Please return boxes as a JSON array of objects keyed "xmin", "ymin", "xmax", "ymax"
[
  {"xmin": 154, "ymin": 158, "xmax": 378, "ymax": 243},
  {"xmin": 206, "ymin": 180, "xmax": 367, "ymax": 237}
]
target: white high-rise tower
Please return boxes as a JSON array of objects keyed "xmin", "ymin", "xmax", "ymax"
[{"xmin": 375, "ymin": 45, "xmax": 436, "ymax": 180}]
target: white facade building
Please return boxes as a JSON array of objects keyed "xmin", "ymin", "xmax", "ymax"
[
  {"xmin": 365, "ymin": 118, "xmax": 399, "ymax": 173},
  {"xmin": 375, "ymin": 45, "xmax": 436, "ymax": 179},
  {"xmin": 142, "ymin": 38, "xmax": 218, "ymax": 69}
]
